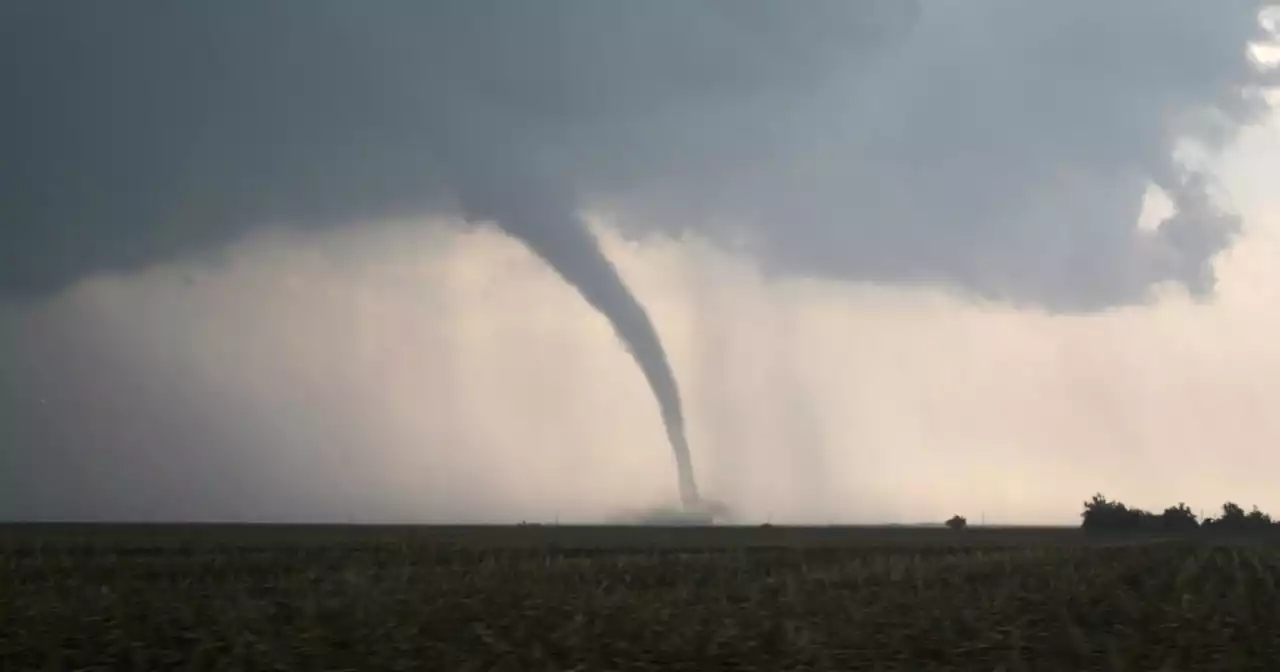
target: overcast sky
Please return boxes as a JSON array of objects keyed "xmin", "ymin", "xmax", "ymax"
[{"xmin": 2, "ymin": 2, "xmax": 1278, "ymax": 523}]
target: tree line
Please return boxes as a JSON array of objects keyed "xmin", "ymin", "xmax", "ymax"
[
  {"xmin": 1079, "ymin": 494, "xmax": 1279, "ymax": 534},
  {"xmin": 943, "ymin": 494, "xmax": 1280, "ymax": 533}
]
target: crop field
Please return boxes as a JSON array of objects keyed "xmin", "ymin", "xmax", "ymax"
[{"xmin": 2, "ymin": 525, "xmax": 1279, "ymax": 670}]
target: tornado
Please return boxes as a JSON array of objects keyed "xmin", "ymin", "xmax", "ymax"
[
  {"xmin": 450, "ymin": 158, "xmax": 701, "ymax": 510},
  {"xmin": 510, "ymin": 219, "xmax": 701, "ymax": 510}
]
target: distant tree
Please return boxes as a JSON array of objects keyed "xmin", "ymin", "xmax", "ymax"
[
  {"xmin": 1081, "ymin": 494, "xmax": 1159, "ymax": 533},
  {"xmin": 1204, "ymin": 502, "xmax": 1276, "ymax": 533},
  {"xmin": 1082, "ymin": 494, "xmax": 1133, "ymax": 531},
  {"xmin": 945, "ymin": 515, "xmax": 967, "ymax": 530},
  {"xmin": 1159, "ymin": 503, "xmax": 1199, "ymax": 533},
  {"xmin": 1204, "ymin": 501, "xmax": 1249, "ymax": 532},
  {"xmin": 1247, "ymin": 505, "xmax": 1273, "ymax": 528},
  {"xmin": 1222, "ymin": 501, "xmax": 1247, "ymax": 523}
]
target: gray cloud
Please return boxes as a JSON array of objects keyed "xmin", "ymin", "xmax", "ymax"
[
  {"xmin": 590, "ymin": 2, "xmax": 1278, "ymax": 310},
  {"xmin": 5, "ymin": 1, "xmax": 1273, "ymax": 306},
  {"xmin": 0, "ymin": 0, "xmax": 893, "ymax": 295},
  {"xmin": 2, "ymin": 0, "xmax": 919, "ymax": 512}
]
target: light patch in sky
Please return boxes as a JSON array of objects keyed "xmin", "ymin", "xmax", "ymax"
[{"xmin": 1137, "ymin": 184, "xmax": 1177, "ymax": 232}]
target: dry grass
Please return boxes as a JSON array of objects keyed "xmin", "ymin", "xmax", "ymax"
[{"xmin": 2, "ymin": 525, "xmax": 1278, "ymax": 670}]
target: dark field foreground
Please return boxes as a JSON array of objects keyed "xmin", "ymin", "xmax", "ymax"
[{"xmin": 2, "ymin": 525, "xmax": 1279, "ymax": 670}]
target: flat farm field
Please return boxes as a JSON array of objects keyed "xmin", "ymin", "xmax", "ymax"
[{"xmin": 2, "ymin": 524, "xmax": 1279, "ymax": 670}]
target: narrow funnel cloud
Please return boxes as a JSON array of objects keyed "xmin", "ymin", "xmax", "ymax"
[
  {"xmin": 498, "ymin": 221, "xmax": 698, "ymax": 508},
  {"xmin": 450, "ymin": 157, "xmax": 699, "ymax": 508}
]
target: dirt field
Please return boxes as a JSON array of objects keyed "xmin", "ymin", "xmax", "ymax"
[{"xmin": 2, "ymin": 524, "xmax": 1277, "ymax": 670}]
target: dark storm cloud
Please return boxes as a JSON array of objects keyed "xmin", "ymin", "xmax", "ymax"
[
  {"xmin": 2, "ymin": 0, "xmax": 920, "ymax": 511},
  {"xmin": 0, "ymin": 0, "xmax": 907, "ymax": 297},
  {"xmin": 586, "ymin": 1, "xmax": 1278, "ymax": 310},
  {"xmin": 7, "ymin": 1, "xmax": 1273, "ymax": 309},
  {"xmin": 5, "ymin": 0, "xmax": 1274, "ymax": 309}
]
